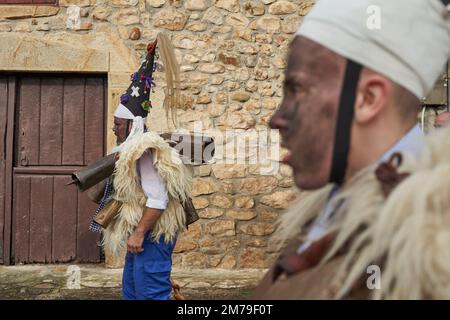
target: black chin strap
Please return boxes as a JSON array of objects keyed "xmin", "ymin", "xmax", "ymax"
[
  {"xmin": 125, "ymin": 119, "xmax": 132, "ymax": 138},
  {"xmin": 329, "ymin": 60, "xmax": 362, "ymax": 185}
]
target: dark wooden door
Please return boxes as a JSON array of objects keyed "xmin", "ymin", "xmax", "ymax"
[
  {"xmin": 0, "ymin": 77, "xmax": 14, "ymax": 265},
  {"xmin": 1, "ymin": 74, "xmax": 107, "ymax": 264}
]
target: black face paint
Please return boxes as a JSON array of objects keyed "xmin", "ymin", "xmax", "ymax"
[
  {"xmin": 329, "ymin": 60, "xmax": 362, "ymax": 185},
  {"xmin": 285, "ymin": 101, "xmax": 301, "ymax": 138}
]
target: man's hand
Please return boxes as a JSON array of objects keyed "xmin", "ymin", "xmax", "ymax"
[
  {"xmin": 127, "ymin": 230, "xmax": 145, "ymax": 254},
  {"xmin": 127, "ymin": 208, "xmax": 162, "ymax": 254}
]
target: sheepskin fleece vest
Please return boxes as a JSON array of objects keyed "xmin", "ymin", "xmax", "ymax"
[
  {"xmin": 102, "ymin": 131, "xmax": 192, "ymax": 256},
  {"xmin": 257, "ymin": 125, "xmax": 450, "ymax": 300}
]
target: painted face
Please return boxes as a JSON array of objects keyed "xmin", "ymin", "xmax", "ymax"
[
  {"xmin": 113, "ymin": 117, "xmax": 131, "ymax": 145},
  {"xmin": 269, "ymin": 37, "xmax": 346, "ymax": 190}
]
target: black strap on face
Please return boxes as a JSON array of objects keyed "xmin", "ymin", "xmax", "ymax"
[
  {"xmin": 329, "ymin": 60, "xmax": 362, "ymax": 185},
  {"xmin": 441, "ymin": 0, "xmax": 449, "ymax": 6},
  {"xmin": 126, "ymin": 119, "xmax": 132, "ymax": 138}
]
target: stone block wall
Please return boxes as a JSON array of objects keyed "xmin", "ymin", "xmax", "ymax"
[
  {"xmin": 2, "ymin": 0, "xmax": 447, "ymax": 270},
  {"xmin": 0, "ymin": 0, "xmax": 315, "ymax": 269}
]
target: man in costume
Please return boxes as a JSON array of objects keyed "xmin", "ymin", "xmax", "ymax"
[
  {"xmin": 252, "ymin": 0, "xmax": 450, "ymax": 299},
  {"xmin": 89, "ymin": 35, "xmax": 191, "ymax": 300}
]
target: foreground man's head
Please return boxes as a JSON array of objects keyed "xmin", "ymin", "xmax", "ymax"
[{"xmin": 270, "ymin": 0, "xmax": 450, "ymax": 190}]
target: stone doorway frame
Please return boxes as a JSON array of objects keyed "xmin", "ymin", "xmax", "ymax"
[
  {"xmin": 0, "ymin": 32, "xmax": 140, "ymax": 152},
  {"xmin": 0, "ymin": 32, "xmax": 139, "ymax": 267}
]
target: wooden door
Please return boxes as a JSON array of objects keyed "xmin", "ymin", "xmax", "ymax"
[
  {"xmin": 0, "ymin": 76, "xmax": 14, "ymax": 265},
  {"xmin": 1, "ymin": 74, "xmax": 107, "ymax": 264}
]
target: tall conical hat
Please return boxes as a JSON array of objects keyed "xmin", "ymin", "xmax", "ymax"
[
  {"xmin": 114, "ymin": 33, "xmax": 182, "ymax": 141},
  {"xmin": 114, "ymin": 41, "xmax": 157, "ymax": 139}
]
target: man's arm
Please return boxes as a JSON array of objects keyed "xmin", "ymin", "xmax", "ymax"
[{"xmin": 127, "ymin": 207, "xmax": 162, "ymax": 254}]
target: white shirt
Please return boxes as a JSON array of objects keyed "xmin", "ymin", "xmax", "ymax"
[
  {"xmin": 137, "ymin": 149, "xmax": 169, "ymax": 210},
  {"xmin": 297, "ymin": 125, "xmax": 425, "ymax": 254}
]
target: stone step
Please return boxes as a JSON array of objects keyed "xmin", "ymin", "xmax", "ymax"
[{"xmin": 0, "ymin": 264, "xmax": 267, "ymax": 300}]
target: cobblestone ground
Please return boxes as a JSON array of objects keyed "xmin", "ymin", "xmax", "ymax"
[{"xmin": 0, "ymin": 264, "xmax": 266, "ymax": 300}]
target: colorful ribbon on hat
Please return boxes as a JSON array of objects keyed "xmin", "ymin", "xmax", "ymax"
[
  {"xmin": 130, "ymin": 72, "xmax": 138, "ymax": 82},
  {"xmin": 144, "ymin": 75, "xmax": 156, "ymax": 92},
  {"xmin": 120, "ymin": 93, "xmax": 130, "ymax": 104}
]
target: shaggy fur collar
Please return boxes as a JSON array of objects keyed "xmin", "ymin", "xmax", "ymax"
[
  {"xmin": 273, "ymin": 126, "xmax": 450, "ymax": 299},
  {"xmin": 102, "ymin": 131, "xmax": 192, "ymax": 256}
]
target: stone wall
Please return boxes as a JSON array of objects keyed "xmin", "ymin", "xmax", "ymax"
[
  {"xmin": 2, "ymin": 0, "xmax": 448, "ymax": 270},
  {"xmin": 0, "ymin": 0, "xmax": 314, "ymax": 269}
]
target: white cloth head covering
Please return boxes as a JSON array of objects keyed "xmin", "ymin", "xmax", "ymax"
[{"xmin": 296, "ymin": 0, "xmax": 450, "ymax": 99}]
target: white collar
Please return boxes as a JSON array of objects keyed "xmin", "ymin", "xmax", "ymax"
[{"xmin": 379, "ymin": 124, "xmax": 425, "ymax": 163}]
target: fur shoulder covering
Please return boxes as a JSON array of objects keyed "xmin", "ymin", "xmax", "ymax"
[
  {"xmin": 329, "ymin": 126, "xmax": 450, "ymax": 299},
  {"xmin": 102, "ymin": 131, "xmax": 192, "ymax": 256},
  {"xmin": 273, "ymin": 126, "xmax": 450, "ymax": 299}
]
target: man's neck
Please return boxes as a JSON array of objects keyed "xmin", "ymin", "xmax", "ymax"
[{"xmin": 345, "ymin": 122, "xmax": 418, "ymax": 182}]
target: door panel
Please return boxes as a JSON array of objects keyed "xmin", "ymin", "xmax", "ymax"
[
  {"xmin": 8, "ymin": 74, "xmax": 107, "ymax": 264},
  {"xmin": 1, "ymin": 77, "xmax": 15, "ymax": 265},
  {"xmin": 52, "ymin": 176, "xmax": 77, "ymax": 262},
  {"xmin": 39, "ymin": 77, "xmax": 64, "ymax": 166},
  {"xmin": 29, "ymin": 175, "xmax": 53, "ymax": 262},
  {"xmin": 0, "ymin": 77, "xmax": 8, "ymax": 264},
  {"xmin": 84, "ymin": 78, "xmax": 105, "ymax": 164},
  {"xmin": 17, "ymin": 77, "xmax": 40, "ymax": 167},
  {"xmin": 77, "ymin": 190, "xmax": 101, "ymax": 262},
  {"xmin": 13, "ymin": 175, "xmax": 30, "ymax": 263},
  {"xmin": 62, "ymin": 78, "xmax": 86, "ymax": 166}
]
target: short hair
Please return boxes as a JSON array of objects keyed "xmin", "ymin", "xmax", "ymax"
[{"xmin": 391, "ymin": 82, "xmax": 421, "ymax": 123}]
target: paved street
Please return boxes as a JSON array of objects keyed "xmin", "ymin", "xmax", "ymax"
[{"xmin": 0, "ymin": 264, "xmax": 266, "ymax": 300}]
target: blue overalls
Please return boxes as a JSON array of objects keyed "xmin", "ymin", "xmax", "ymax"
[{"xmin": 122, "ymin": 232, "xmax": 177, "ymax": 300}]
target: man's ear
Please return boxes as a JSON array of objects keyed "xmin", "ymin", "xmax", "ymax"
[{"xmin": 353, "ymin": 73, "xmax": 390, "ymax": 124}]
